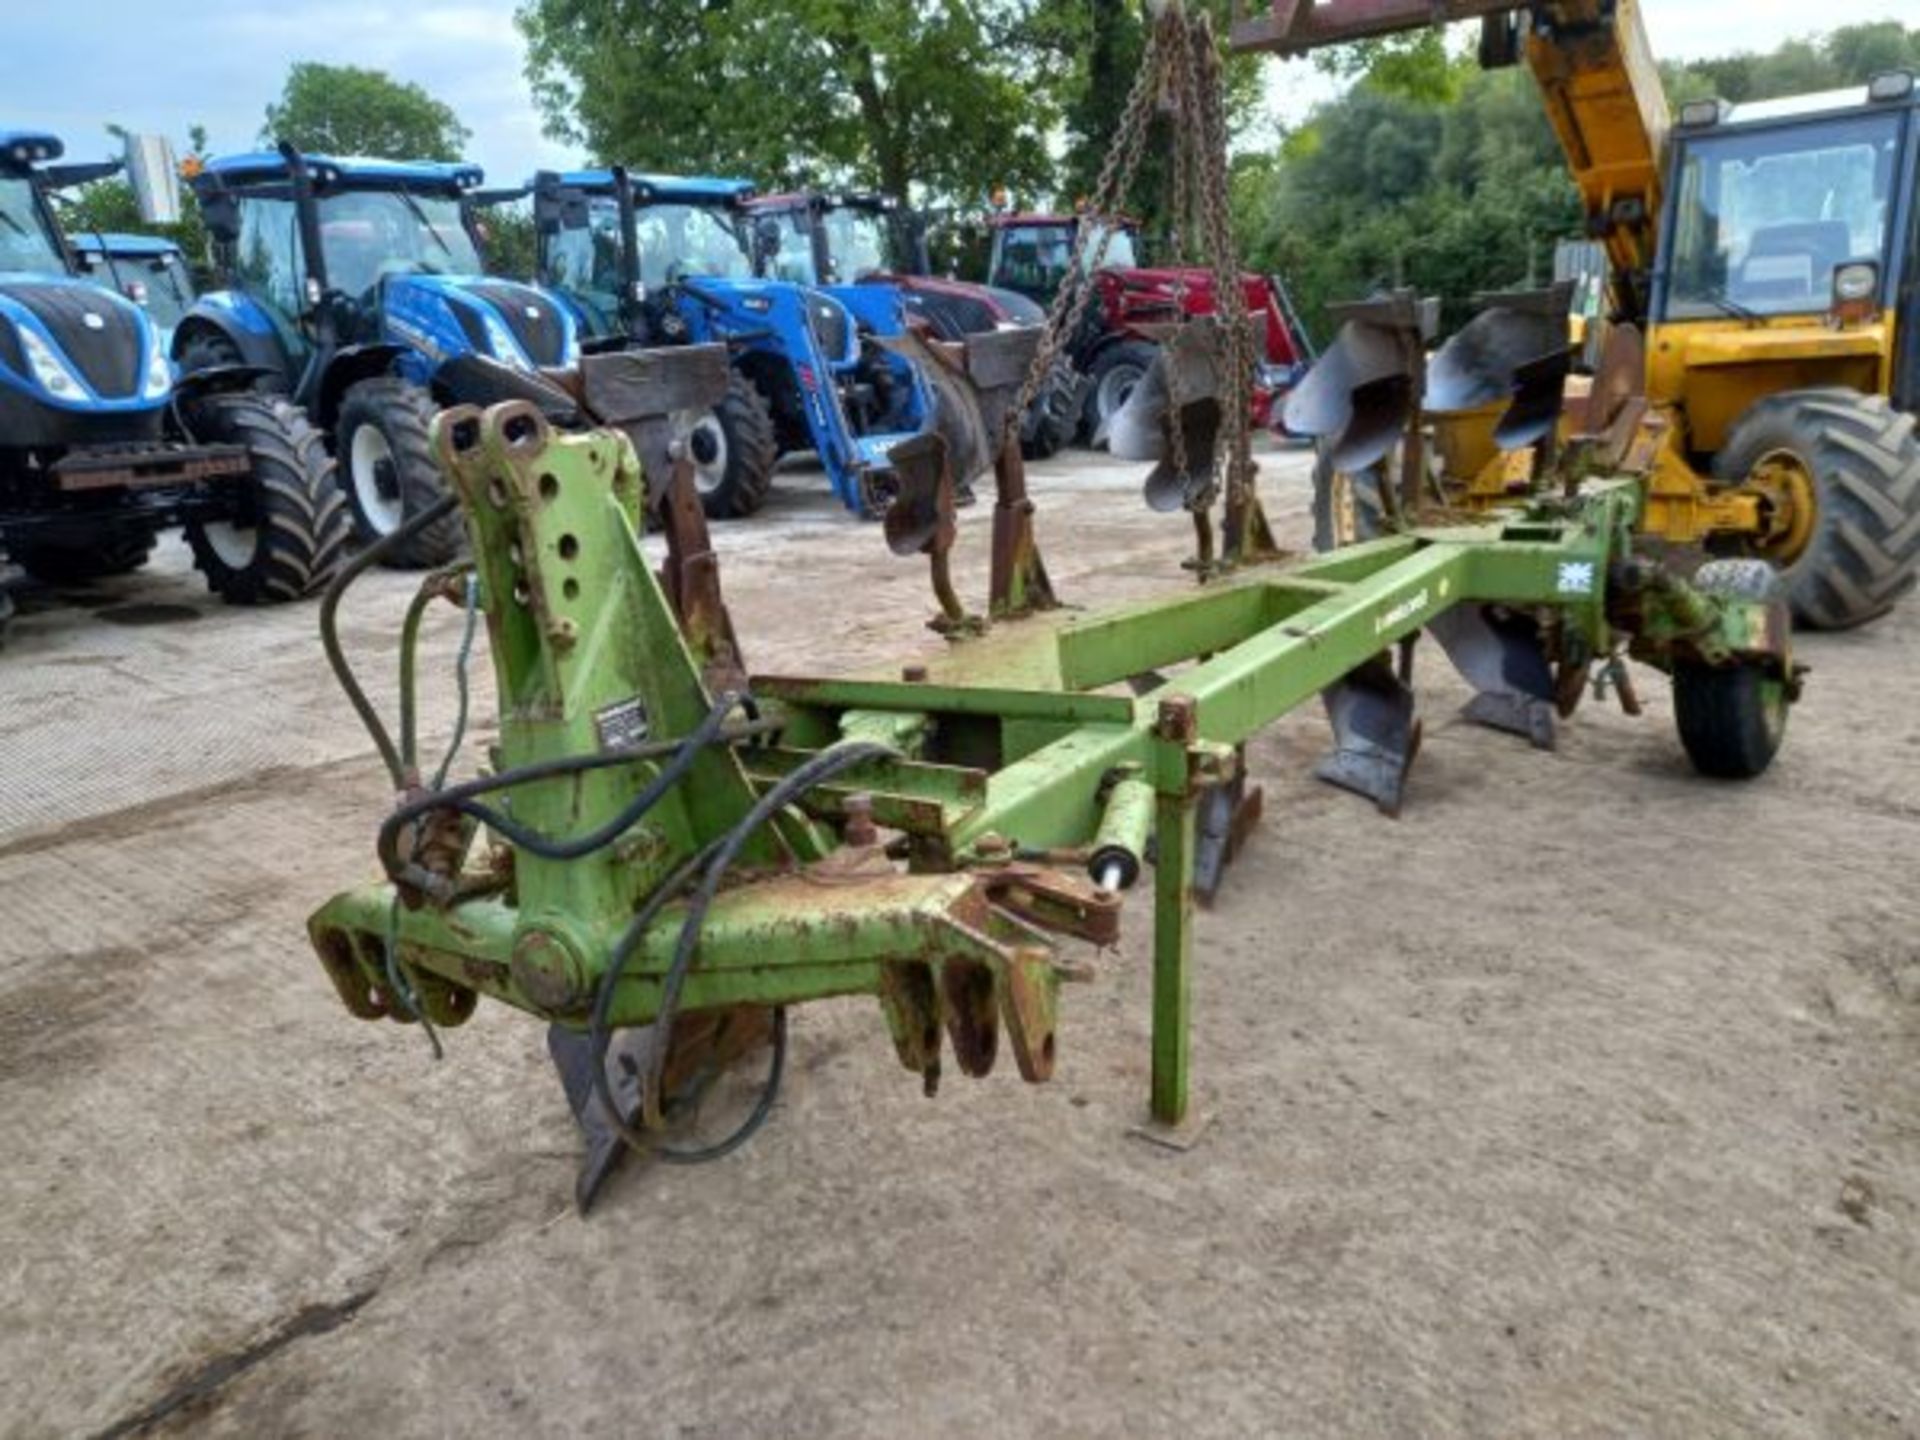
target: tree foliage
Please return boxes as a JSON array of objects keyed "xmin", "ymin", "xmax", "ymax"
[
  {"xmin": 262, "ymin": 63, "xmax": 472, "ymax": 161},
  {"xmin": 1235, "ymin": 20, "xmax": 1920, "ymax": 340},
  {"xmin": 518, "ymin": 0, "xmax": 1059, "ymax": 204},
  {"xmin": 54, "ymin": 125, "xmax": 212, "ymax": 275}
]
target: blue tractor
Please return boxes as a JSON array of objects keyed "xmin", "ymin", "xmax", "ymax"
[
  {"xmin": 69, "ymin": 233, "xmax": 197, "ymax": 351},
  {"xmin": 175, "ymin": 145, "xmax": 578, "ymax": 566},
  {"xmin": 0, "ymin": 130, "xmax": 346, "ymax": 632},
  {"xmin": 523, "ymin": 169, "xmax": 934, "ymax": 519}
]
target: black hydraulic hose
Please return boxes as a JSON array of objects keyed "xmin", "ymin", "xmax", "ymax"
[
  {"xmin": 585, "ymin": 741, "xmax": 895, "ymax": 1165},
  {"xmin": 377, "ymin": 691, "xmax": 747, "ymax": 889},
  {"xmin": 321, "ymin": 491, "xmax": 463, "ymax": 787}
]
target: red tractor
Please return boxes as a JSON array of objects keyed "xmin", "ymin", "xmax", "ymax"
[{"xmin": 986, "ymin": 212, "xmax": 1312, "ymax": 436}]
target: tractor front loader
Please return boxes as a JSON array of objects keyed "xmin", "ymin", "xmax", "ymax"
[{"xmin": 1235, "ymin": 0, "xmax": 1920, "ymax": 630}]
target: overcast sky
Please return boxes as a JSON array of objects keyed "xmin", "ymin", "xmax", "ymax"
[{"xmin": 2, "ymin": 1, "xmax": 1913, "ymax": 184}]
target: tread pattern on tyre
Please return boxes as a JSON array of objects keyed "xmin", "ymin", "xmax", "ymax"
[
  {"xmin": 1712, "ymin": 389, "xmax": 1920, "ymax": 631},
  {"xmin": 702, "ymin": 372, "xmax": 778, "ymax": 520},
  {"xmin": 183, "ymin": 393, "xmax": 350, "ymax": 605},
  {"xmin": 337, "ymin": 377, "xmax": 465, "ymax": 566},
  {"xmin": 15, "ymin": 530, "xmax": 156, "ymax": 584},
  {"xmin": 1672, "ymin": 559, "xmax": 1788, "ymax": 781}
]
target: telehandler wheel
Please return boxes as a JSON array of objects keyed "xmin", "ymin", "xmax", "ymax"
[
  {"xmin": 13, "ymin": 529, "xmax": 157, "ymax": 584},
  {"xmin": 1713, "ymin": 389, "xmax": 1920, "ymax": 631},
  {"xmin": 1309, "ymin": 445, "xmax": 1388, "ymax": 552},
  {"xmin": 1672, "ymin": 559, "xmax": 1790, "ymax": 781},
  {"xmin": 1084, "ymin": 339, "xmax": 1160, "ymax": 440},
  {"xmin": 689, "ymin": 373, "xmax": 778, "ymax": 521},
  {"xmin": 183, "ymin": 393, "xmax": 350, "ymax": 605},
  {"xmin": 337, "ymin": 377, "xmax": 465, "ymax": 567}
]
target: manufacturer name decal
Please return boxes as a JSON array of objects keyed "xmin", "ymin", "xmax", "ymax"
[{"xmin": 1375, "ymin": 588, "xmax": 1430, "ymax": 635}]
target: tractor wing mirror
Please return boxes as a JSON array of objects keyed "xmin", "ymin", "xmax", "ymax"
[
  {"xmin": 198, "ymin": 192, "xmax": 239, "ymax": 243},
  {"xmin": 535, "ymin": 185, "xmax": 591, "ymax": 233},
  {"xmin": 752, "ymin": 216, "xmax": 784, "ymax": 265},
  {"xmin": 124, "ymin": 133, "xmax": 181, "ymax": 226}
]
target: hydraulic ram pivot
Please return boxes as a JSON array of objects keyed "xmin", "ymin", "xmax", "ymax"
[{"xmin": 309, "ymin": 340, "xmax": 1797, "ymax": 1212}]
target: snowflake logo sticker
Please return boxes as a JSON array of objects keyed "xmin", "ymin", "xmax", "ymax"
[{"xmin": 1557, "ymin": 561, "xmax": 1596, "ymax": 596}]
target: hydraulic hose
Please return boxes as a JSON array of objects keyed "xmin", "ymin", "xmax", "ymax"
[
  {"xmin": 320, "ymin": 491, "xmax": 463, "ymax": 787},
  {"xmin": 585, "ymin": 741, "xmax": 895, "ymax": 1165}
]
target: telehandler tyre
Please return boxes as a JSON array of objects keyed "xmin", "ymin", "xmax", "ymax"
[
  {"xmin": 1309, "ymin": 446, "xmax": 1389, "ymax": 552},
  {"xmin": 689, "ymin": 373, "xmax": 778, "ymax": 521},
  {"xmin": 1713, "ymin": 389, "xmax": 1920, "ymax": 631},
  {"xmin": 338, "ymin": 377, "xmax": 465, "ymax": 567},
  {"xmin": 183, "ymin": 393, "xmax": 350, "ymax": 604},
  {"xmin": 1672, "ymin": 559, "xmax": 1790, "ymax": 781}
]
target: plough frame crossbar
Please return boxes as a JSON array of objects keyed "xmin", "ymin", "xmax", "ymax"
[{"xmin": 311, "ymin": 398, "xmax": 1788, "ymax": 1154}]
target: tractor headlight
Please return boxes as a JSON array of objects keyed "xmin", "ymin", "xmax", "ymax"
[
  {"xmin": 1833, "ymin": 262, "xmax": 1878, "ymax": 304},
  {"xmin": 141, "ymin": 327, "xmax": 173, "ymax": 400},
  {"xmin": 483, "ymin": 315, "xmax": 531, "ymax": 370},
  {"xmin": 18, "ymin": 327, "xmax": 86, "ymax": 398},
  {"xmin": 305, "ymin": 276, "xmax": 324, "ymax": 308}
]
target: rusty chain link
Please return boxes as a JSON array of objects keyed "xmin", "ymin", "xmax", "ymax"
[{"xmin": 1000, "ymin": 12, "xmax": 1168, "ymax": 451}]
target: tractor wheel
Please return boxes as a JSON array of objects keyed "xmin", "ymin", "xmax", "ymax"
[
  {"xmin": 1020, "ymin": 357, "xmax": 1084, "ymax": 460},
  {"xmin": 1309, "ymin": 445, "xmax": 1389, "ymax": 552},
  {"xmin": 176, "ymin": 328, "xmax": 248, "ymax": 378},
  {"xmin": 1084, "ymin": 339, "xmax": 1160, "ymax": 441},
  {"xmin": 1672, "ymin": 559, "xmax": 1790, "ymax": 781},
  {"xmin": 13, "ymin": 529, "xmax": 157, "ymax": 584},
  {"xmin": 182, "ymin": 393, "xmax": 350, "ymax": 605},
  {"xmin": 1712, "ymin": 389, "xmax": 1920, "ymax": 631},
  {"xmin": 687, "ymin": 373, "xmax": 778, "ymax": 521},
  {"xmin": 337, "ymin": 377, "xmax": 464, "ymax": 567}
]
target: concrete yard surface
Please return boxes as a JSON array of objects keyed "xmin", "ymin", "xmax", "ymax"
[{"xmin": 2, "ymin": 444, "xmax": 1917, "ymax": 1438}]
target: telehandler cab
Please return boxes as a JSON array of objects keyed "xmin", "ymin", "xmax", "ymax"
[{"xmin": 1235, "ymin": 0, "xmax": 1920, "ymax": 631}]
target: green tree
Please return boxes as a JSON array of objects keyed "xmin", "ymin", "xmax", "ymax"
[
  {"xmin": 518, "ymin": 0, "xmax": 1056, "ymax": 204},
  {"xmin": 1234, "ymin": 19, "xmax": 1920, "ymax": 339},
  {"xmin": 53, "ymin": 124, "xmax": 212, "ymax": 275},
  {"xmin": 262, "ymin": 63, "xmax": 472, "ymax": 160}
]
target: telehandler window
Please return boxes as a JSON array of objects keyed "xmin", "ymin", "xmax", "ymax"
[{"xmin": 1667, "ymin": 112, "xmax": 1901, "ymax": 318}]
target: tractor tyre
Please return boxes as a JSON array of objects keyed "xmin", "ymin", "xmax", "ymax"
[
  {"xmin": 1671, "ymin": 559, "xmax": 1790, "ymax": 781},
  {"xmin": 1020, "ymin": 357, "xmax": 1084, "ymax": 460},
  {"xmin": 175, "ymin": 328, "xmax": 249, "ymax": 379},
  {"xmin": 182, "ymin": 393, "xmax": 350, "ymax": 605},
  {"xmin": 337, "ymin": 377, "xmax": 464, "ymax": 567},
  {"xmin": 1084, "ymin": 339, "xmax": 1161, "ymax": 442},
  {"xmin": 1712, "ymin": 389, "xmax": 1920, "ymax": 631},
  {"xmin": 1309, "ymin": 445, "xmax": 1390, "ymax": 552},
  {"xmin": 14, "ymin": 529, "xmax": 157, "ymax": 584},
  {"xmin": 688, "ymin": 373, "xmax": 778, "ymax": 521}
]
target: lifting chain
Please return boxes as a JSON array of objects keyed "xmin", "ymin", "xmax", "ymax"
[
  {"xmin": 1002, "ymin": 2, "xmax": 1273, "ymax": 569},
  {"xmin": 1001, "ymin": 11, "xmax": 1168, "ymax": 451}
]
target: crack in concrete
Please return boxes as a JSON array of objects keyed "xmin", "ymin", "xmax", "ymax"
[{"xmin": 88, "ymin": 1289, "xmax": 378, "ymax": 1439}]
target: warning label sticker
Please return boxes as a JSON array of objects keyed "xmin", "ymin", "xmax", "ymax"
[{"xmin": 594, "ymin": 696, "xmax": 652, "ymax": 751}]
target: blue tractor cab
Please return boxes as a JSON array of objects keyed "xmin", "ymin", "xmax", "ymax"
[
  {"xmin": 524, "ymin": 168, "xmax": 933, "ymax": 519},
  {"xmin": 0, "ymin": 130, "xmax": 346, "ymax": 632},
  {"xmin": 69, "ymin": 232, "xmax": 196, "ymax": 348},
  {"xmin": 178, "ymin": 145, "xmax": 577, "ymax": 565}
]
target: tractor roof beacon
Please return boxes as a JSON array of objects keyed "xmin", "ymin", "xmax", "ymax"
[
  {"xmin": 1233, "ymin": 1, "xmax": 1920, "ymax": 632},
  {"xmin": 523, "ymin": 168, "xmax": 936, "ymax": 520},
  {"xmin": 0, "ymin": 129, "xmax": 347, "ymax": 641},
  {"xmin": 745, "ymin": 189, "xmax": 1082, "ymax": 460},
  {"xmin": 178, "ymin": 144, "xmax": 579, "ymax": 567}
]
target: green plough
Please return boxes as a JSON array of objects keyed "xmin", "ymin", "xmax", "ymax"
[{"xmin": 309, "ymin": 328, "xmax": 1797, "ymax": 1211}]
